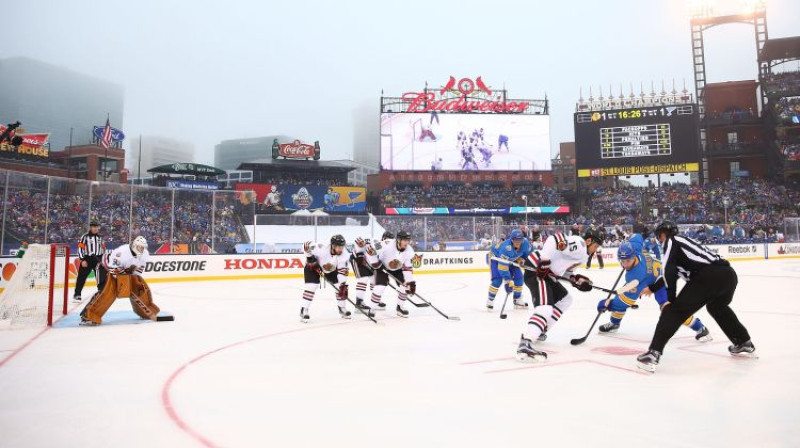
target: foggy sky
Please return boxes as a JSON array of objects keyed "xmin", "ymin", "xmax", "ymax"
[{"xmin": 4, "ymin": 0, "xmax": 799, "ymax": 165}]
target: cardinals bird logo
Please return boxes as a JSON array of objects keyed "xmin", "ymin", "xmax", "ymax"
[{"xmin": 440, "ymin": 76, "xmax": 492, "ymax": 96}]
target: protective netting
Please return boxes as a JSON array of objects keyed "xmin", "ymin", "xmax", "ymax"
[{"xmin": 0, "ymin": 244, "xmax": 69, "ymax": 328}]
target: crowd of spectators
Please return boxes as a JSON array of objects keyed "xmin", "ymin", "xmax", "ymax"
[
  {"xmin": 763, "ymin": 70, "xmax": 800, "ymax": 97},
  {"xmin": 2, "ymin": 186, "xmax": 247, "ymax": 254},
  {"xmin": 2, "ymin": 172, "xmax": 799, "ymax": 254},
  {"xmin": 583, "ymin": 180, "xmax": 800, "ymax": 243},
  {"xmin": 774, "ymin": 96, "xmax": 800, "ymax": 125},
  {"xmin": 380, "ymin": 185, "xmax": 564, "ymax": 209}
]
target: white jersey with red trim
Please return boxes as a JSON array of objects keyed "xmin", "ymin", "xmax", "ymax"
[
  {"xmin": 366, "ymin": 239, "xmax": 415, "ymax": 283},
  {"xmin": 307, "ymin": 243, "xmax": 350, "ymax": 278},
  {"xmin": 528, "ymin": 234, "xmax": 586, "ymax": 277},
  {"xmin": 103, "ymin": 243, "xmax": 149, "ymax": 277}
]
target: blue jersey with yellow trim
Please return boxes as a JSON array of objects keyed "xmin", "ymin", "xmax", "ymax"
[
  {"xmin": 617, "ymin": 253, "xmax": 666, "ymax": 306},
  {"xmin": 490, "ymin": 238, "xmax": 532, "ymax": 266},
  {"xmin": 629, "ymin": 233, "xmax": 662, "ymax": 261},
  {"xmin": 643, "ymin": 236, "xmax": 661, "ymax": 259}
]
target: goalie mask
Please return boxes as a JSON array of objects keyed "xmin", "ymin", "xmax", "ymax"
[{"xmin": 131, "ymin": 236, "xmax": 148, "ymax": 256}]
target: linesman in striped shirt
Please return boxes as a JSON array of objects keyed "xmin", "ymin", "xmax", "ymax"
[
  {"xmin": 636, "ymin": 220, "xmax": 755, "ymax": 372},
  {"xmin": 73, "ymin": 221, "xmax": 107, "ymax": 301}
]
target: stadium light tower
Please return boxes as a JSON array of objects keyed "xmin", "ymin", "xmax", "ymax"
[{"xmin": 688, "ymin": 0, "xmax": 768, "ymax": 182}]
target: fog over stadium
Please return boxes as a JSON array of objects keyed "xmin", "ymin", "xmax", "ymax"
[{"xmin": 2, "ymin": 0, "xmax": 798, "ymax": 163}]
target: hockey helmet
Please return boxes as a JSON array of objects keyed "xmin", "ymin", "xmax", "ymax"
[
  {"xmin": 330, "ymin": 234, "xmax": 346, "ymax": 247},
  {"xmin": 655, "ymin": 220, "xmax": 678, "ymax": 238},
  {"xmin": 396, "ymin": 230, "xmax": 411, "ymax": 241},
  {"xmin": 509, "ymin": 229, "xmax": 524, "ymax": 240},
  {"xmin": 583, "ymin": 227, "xmax": 604, "ymax": 246},
  {"xmin": 131, "ymin": 236, "xmax": 148, "ymax": 255},
  {"xmin": 617, "ymin": 242, "xmax": 637, "ymax": 260},
  {"xmin": 382, "ymin": 231, "xmax": 395, "ymax": 240}
]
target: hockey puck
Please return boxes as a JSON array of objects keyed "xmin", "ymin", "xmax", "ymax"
[
  {"xmin": 156, "ymin": 315, "xmax": 175, "ymax": 322},
  {"xmin": 500, "ymin": 314, "xmax": 508, "ymax": 320}
]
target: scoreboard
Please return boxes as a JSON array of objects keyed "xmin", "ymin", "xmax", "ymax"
[{"xmin": 574, "ymin": 105, "xmax": 700, "ymax": 177}]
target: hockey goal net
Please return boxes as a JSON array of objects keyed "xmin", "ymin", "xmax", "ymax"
[{"xmin": 0, "ymin": 244, "xmax": 71, "ymax": 328}]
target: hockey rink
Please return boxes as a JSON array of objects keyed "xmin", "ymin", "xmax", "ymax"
[{"xmin": 1, "ymin": 259, "xmax": 799, "ymax": 448}]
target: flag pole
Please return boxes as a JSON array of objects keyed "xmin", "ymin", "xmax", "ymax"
[
  {"xmin": 138, "ymin": 134, "xmax": 143, "ymax": 183},
  {"xmin": 104, "ymin": 113, "xmax": 109, "ymax": 181}
]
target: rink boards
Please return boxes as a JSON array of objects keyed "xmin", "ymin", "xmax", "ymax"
[{"xmin": 1, "ymin": 242, "xmax": 798, "ymax": 291}]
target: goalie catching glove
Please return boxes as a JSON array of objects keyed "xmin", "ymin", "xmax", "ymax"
[{"xmin": 570, "ymin": 274, "xmax": 593, "ymax": 292}]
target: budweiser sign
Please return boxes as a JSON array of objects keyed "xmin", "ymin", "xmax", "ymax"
[
  {"xmin": 273, "ymin": 139, "xmax": 320, "ymax": 160},
  {"xmin": 401, "ymin": 76, "xmax": 530, "ymax": 114}
]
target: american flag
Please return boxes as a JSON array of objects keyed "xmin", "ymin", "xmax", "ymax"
[{"xmin": 100, "ymin": 117, "xmax": 112, "ymax": 149}]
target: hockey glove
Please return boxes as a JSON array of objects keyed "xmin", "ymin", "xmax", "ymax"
[
  {"xmin": 570, "ymin": 274, "xmax": 593, "ymax": 292},
  {"xmin": 365, "ymin": 244, "xmax": 376, "ymax": 256},
  {"xmin": 336, "ymin": 283, "xmax": 349, "ymax": 300},
  {"xmin": 406, "ymin": 281, "xmax": 416, "ymax": 296},
  {"xmin": 355, "ymin": 237, "xmax": 366, "ymax": 248},
  {"xmin": 303, "ymin": 241, "xmax": 313, "ymax": 256},
  {"xmin": 504, "ymin": 281, "xmax": 514, "ymax": 294},
  {"xmin": 536, "ymin": 259, "xmax": 552, "ymax": 279}
]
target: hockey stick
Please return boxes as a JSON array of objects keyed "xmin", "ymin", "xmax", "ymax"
[
  {"xmin": 570, "ymin": 268, "xmax": 625, "ymax": 346},
  {"xmin": 489, "ymin": 257, "xmax": 636, "ymax": 296},
  {"xmin": 499, "ymin": 291, "xmax": 512, "ymax": 320},
  {"xmin": 320, "ymin": 274, "xmax": 378, "ymax": 324},
  {"xmin": 411, "ymin": 291, "xmax": 460, "ymax": 321},
  {"xmin": 354, "ymin": 256, "xmax": 430, "ymax": 308},
  {"xmin": 384, "ymin": 281, "xmax": 430, "ymax": 307}
]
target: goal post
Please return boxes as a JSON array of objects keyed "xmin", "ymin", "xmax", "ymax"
[{"xmin": 0, "ymin": 243, "xmax": 71, "ymax": 328}]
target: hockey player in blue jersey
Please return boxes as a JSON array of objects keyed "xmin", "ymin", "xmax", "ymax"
[
  {"xmin": 629, "ymin": 227, "xmax": 661, "ymax": 260},
  {"xmin": 487, "ymin": 229, "xmax": 531, "ymax": 311},
  {"xmin": 596, "ymin": 242, "xmax": 712, "ymax": 341}
]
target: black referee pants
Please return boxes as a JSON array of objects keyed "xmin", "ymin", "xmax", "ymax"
[
  {"xmin": 649, "ymin": 263, "xmax": 751, "ymax": 352},
  {"xmin": 74, "ymin": 257, "xmax": 108, "ymax": 297}
]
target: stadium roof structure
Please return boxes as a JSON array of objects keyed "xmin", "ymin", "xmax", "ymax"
[
  {"xmin": 148, "ymin": 162, "xmax": 225, "ymax": 176},
  {"xmin": 759, "ymin": 36, "xmax": 800, "ymax": 63},
  {"xmin": 238, "ymin": 158, "xmax": 355, "ymax": 173}
]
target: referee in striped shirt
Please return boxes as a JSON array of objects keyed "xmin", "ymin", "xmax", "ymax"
[
  {"xmin": 636, "ymin": 220, "xmax": 755, "ymax": 372},
  {"xmin": 73, "ymin": 221, "xmax": 107, "ymax": 301}
]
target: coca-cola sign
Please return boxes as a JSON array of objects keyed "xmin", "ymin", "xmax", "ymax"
[
  {"xmin": 401, "ymin": 76, "xmax": 530, "ymax": 114},
  {"xmin": 273, "ymin": 139, "xmax": 320, "ymax": 160}
]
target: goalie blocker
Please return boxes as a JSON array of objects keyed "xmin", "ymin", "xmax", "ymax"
[{"xmin": 80, "ymin": 237, "xmax": 167, "ymax": 325}]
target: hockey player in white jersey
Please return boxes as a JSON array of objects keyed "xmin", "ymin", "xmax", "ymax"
[
  {"xmin": 515, "ymin": 229, "xmax": 601, "ymax": 361},
  {"xmin": 300, "ymin": 235, "xmax": 351, "ymax": 323},
  {"xmin": 351, "ymin": 231, "xmax": 394, "ymax": 312},
  {"xmin": 364, "ymin": 230, "xmax": 417, "ymax": 317}
]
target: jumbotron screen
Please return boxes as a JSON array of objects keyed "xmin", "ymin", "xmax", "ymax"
[
  {"xmin": 380, "ymin": 112, "xmax": 551, "ymax": 171},
  {"xmin": 573, "ymin": 105, "xmax": 701, "ymax": 177}
]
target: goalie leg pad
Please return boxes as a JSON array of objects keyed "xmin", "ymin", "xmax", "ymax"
[
  {"xmin": 81, "ymin": 275, "xmax": 120, "ymax": 324},
  {"xmin": 129, "ymin": 276, "xmax": 160, "ymax": 321}
]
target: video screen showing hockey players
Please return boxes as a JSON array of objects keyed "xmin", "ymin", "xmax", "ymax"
[{"xmin": 380, "ymin": 112, "xmax": 551, "ymax": 171}]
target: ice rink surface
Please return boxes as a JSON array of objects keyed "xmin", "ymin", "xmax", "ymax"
[{"xmin": 1, "ymin": 259, "xmax": 799, "ymax": 448}]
